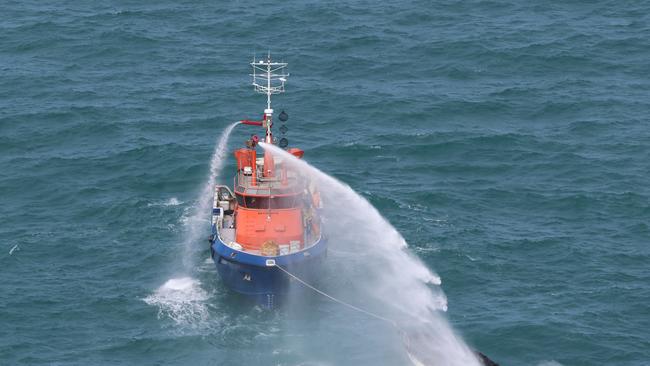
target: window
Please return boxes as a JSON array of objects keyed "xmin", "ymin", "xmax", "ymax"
[
  {"xmin": 239, "ymin": 195, "xmax": 300, "ymax": 209},
  {"xmin": 271, "ymin": 195, "xmax": 297, "ymax": 209},
  {"xmin": 244, "ymin": 196, "xmax": 262, "ymax": 208},
  {"xmin": 236, "ymin": 193, "xmax": 245, "ymax": 206}
]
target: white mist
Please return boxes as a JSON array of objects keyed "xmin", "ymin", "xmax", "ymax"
[{"xmin": 261, "ymin": 142, "xmax": 480, "ymax": 366}]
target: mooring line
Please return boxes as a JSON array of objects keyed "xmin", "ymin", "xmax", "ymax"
[
  {"xmin": 274, "ymin": 264, "xmax": 396, "ymax": 325},
  {"xmin": 274, "ymin": 264, "xmax": 416, "ymax": 360}
]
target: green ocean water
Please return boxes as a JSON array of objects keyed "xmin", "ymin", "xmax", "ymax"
[{"xmin": 1, "ymin": 1, "xmax": 649, "ymax": 365}]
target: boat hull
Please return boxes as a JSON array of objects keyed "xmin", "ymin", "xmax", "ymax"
[{"xmin": 210, "ymin": 234, "xmax": 327, "ymax": 308}]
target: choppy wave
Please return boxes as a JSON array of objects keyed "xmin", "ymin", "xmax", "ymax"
[{"xmin": 2, "ymin": 0, "xmax": 649, "ymax": 365}]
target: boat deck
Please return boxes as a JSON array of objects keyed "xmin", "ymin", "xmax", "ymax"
[{"xmin": 217, "ymin": 210, "xmax": 319, "ymax": 256}]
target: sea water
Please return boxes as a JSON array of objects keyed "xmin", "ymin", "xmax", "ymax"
[{"xmin": 2, "ymin": 1, "xmax": 649, "ymax": 365}]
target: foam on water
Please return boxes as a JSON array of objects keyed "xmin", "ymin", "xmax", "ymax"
[
  {"xmin": 145, "ymin": 122, "xmax": 239, "ymax": 326},
  {"xmin": 143, "ymin": 277, "xmax": 210, "ymax": 326},
  {"xmin": 9, "ymin": 244, "xmax": 20, "ymax": 255},
  {"xmin": 260, "ymin": 142, "xmax": 480, "ymax": 366},
  {"xmin": 147, "ymin": 197, "xmax": 183, "ymax": 207}
]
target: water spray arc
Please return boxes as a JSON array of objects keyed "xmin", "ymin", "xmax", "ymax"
[
  {"xmin": 259, "ymin": 142, "xmax": 483, "ymax": 366},
  {"xmin": 145, "ymin": 122, "xmax": 240, "ymax": 328},
  {"xmin": 181, "ymin": 121, "xmax": 241, "ymax": 271}
]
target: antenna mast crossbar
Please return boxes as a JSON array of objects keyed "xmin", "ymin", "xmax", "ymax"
[
  {"xmin": 250, "ymin": 55, "xmax": 289, "ymax": 110},
  {"xmin": 249, "ymin": 53, "xmax": 289, "ymax": 144}
]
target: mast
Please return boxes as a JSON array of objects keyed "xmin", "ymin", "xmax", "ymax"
[{"xmin": 250, "ymin": 53, "xmax": 289, "ymax": 144}]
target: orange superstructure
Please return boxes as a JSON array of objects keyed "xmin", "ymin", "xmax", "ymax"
[{"xmin": 230, "ymin": 142, "xmax": 314, "ymax": 252}]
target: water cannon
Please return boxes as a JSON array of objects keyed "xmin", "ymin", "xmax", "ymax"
[
  {"xmin": 240, "ymin": 119, "xmax": 263, "ymax": 126},
  {"xmin": 245, "ymin": 134, "xmax": 260, "ymax": 148}
]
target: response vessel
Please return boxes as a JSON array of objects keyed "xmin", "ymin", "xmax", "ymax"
[{"xmin": 209, "ymin": 55, "xmax": 326, "ymax": 308}]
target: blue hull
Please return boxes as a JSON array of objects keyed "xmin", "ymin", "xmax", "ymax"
[{"xmin": 210, "ymin": 231, "xmax": 327, "ymax": 308}]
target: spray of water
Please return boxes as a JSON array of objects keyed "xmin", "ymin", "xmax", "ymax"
[
  {"xmin": 260, "ymin": 142, "xmax": 481, "ymax": 366},
  {"xmin": 181, "ymin": 121, "xmax": 240, "ymax": 269},
  {"xmin": 143, "ymin": 277, "xmax": 210, "ymax": 326},
  {"xmin": 146, "ymin": 122, "xmax": 240, "ymax": 327}
]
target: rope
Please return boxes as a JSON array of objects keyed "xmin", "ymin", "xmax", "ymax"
[
  {"xmin": 274, "ymin": 264, "xmax": 416, "ymax": 360},
  {"xmin": 274, "ymin": 264, "xmax": 397, "ymax": 326},
  {"xmin": 274, "ymin": 265, "xmax": 491, "ymax": 366}
]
